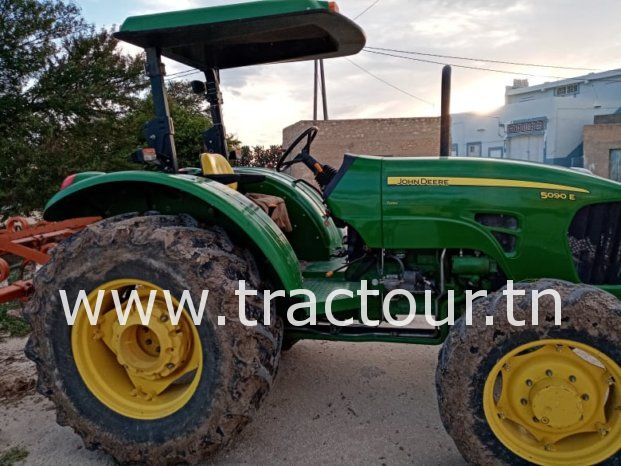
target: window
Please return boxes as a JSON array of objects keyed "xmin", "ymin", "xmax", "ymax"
[
  {"xmin": 555, "ymin": 83, "xmax": 580, "ymax": 97},
  {"xmin": 611, "ymin": 149, "xmax": 621, "ymax": 181},
  {"xmin": 488, "ymin": 147, "xmax": 504, "ymax": 158},
  {"xmin": 451, "ymin": 144, "xmax": 458, "ymax": 156},
  {"xmin": 467, "ymin": 142, "xmax": 482, "ymax": 157}
]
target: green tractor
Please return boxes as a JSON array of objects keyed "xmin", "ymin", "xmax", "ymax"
[{"xmin": 25, "ymin": 1, "xmax": 620, "ymax": 465}]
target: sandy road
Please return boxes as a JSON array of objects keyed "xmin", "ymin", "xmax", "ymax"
[{"xmin": 0, "ymin": 337, "xmax": 465, "ymax": 465}]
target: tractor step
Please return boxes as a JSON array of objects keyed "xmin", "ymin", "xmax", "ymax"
[
  {"xmin": 301, "ymin": 257, "xmax": 348, "ymax": 279},
  {"xmin": 302, "ymin": 278, "xmax": 362, "ymax": 315}
]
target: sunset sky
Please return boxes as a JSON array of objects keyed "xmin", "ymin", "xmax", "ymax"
[{"xmin": 78, "ymin": 0, "xmax": 621, "ymax": 146}]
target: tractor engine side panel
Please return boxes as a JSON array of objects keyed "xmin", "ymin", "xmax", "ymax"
[
  {"xmin": 380, "ymin": 157, "xmax": 621, "ymax": 284},
  {"xmin": 324, "ymin": 155, "xmax": 383, "ymax": 248}
]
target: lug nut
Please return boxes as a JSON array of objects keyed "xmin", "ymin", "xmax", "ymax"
[
  {"xmin": 546, "ymin": 369, "xmax": 553, "ymax": 377},
  {"xmin": 582, "ymin": 394, "xmax": 590, "ymax": 401},
  {"xmin": 569, "ymin": 375, "xmax": 576, "ymax": 383},
  {"xmin": 520, "ymin": 398, "xmax": 528, "ymax": 406},
  {"xmin": 166, "ymin": 363, "xmax": 175, "ymax": 370},
  {"xmin": 526, "ymin": 379, "xmax": 533, "ymax": 387},
  {"xmin": 597, "ymin": 424, "xmax": 610, "ymax": 437}
]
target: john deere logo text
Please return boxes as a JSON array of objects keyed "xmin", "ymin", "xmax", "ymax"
[{"xmin": 389, "ymin": 177, "xmax": 449, "ymax": 186}]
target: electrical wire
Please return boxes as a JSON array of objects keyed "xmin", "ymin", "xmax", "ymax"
[
  {"xmin": 364, "ymin": 49, "xmax": 567, "ymax": 79},
  {"xmin": 167, "ymin": 68, "xmax": 201, "ymax": 79},
  {"xmin": 345, "ymin": 58, "xmax": 435, "ymax": 107},
  {"xmin": 353, "ymin": 0, "xmax": 382, "ymax": 20},
  {"xmin": 365, "ymin": 46, "xmax": 599, "ymax": 72}
]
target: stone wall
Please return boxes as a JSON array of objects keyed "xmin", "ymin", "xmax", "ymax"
[
  {"xmin": 282, "ymin": 118, "xmax": 440, "ymax": 180},
  {"xmin": 583, "ymin": 123, "xmax": 621, "ymax": 178}
]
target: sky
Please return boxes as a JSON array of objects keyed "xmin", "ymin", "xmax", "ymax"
[{"xmin": 77, "ymin": 0, "xmax": 621, "ymax": 146}]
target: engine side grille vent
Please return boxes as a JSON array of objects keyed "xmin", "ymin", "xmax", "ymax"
[
  {"xmin": 492, "ymin": 231, "xmax": 517, "ymax": 253},
  {"xmin": 568, "ymin": 202, "xmax": 621, "ymax": 285},
  {"xmin": 475, "ymin": 213, "xmax": 518, "ymax": 230},
  {"xmin": 476, "ymin": 213, "xmax": 518, "ymax": 253}
]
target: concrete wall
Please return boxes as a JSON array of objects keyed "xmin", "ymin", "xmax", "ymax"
[
  {"xmin": 282, "ymin": 118, "xmax": 440, "ymax": 180},
  {"xmin": 583, "ymin": 123, "xmax": 621, "ymax": 178}
]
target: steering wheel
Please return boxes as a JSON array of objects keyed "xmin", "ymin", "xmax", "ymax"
[{"xmin": 276, "ymin": 126, "xmax": 318, "ymax": 172}]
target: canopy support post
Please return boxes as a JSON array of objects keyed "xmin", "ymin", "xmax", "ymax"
[
  {"xmin": 203, "ymin": 68, "xmax": 229, "ymax": 158},
  {"xmin": 144, "ymin": 47, "xmax": 178, "ymax": 173}
]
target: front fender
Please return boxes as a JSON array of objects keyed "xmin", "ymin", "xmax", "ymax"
[{"xmin": 45, "ymin": 171, "xmax": 302, "ymax": 290}]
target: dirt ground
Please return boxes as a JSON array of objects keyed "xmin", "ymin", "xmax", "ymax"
[{"xmin": 0, "ymin": 337, "xmax": 465, "ymax": 465}]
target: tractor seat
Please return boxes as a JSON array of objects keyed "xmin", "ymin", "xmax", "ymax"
[
  {"xmin": 201, "ymin": 153, "xmax": 238, "ymax": 190},
  {"xmin": 200, "ymin": 153, "xmax": 292, "ymax": 233}
]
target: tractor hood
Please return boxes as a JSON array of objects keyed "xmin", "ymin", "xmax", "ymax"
[
  {"xmin": 325, "ymin": 155, "xmax": 621, "ymax": 289},
  {"xmin": 114, "ymin": 0, "xmax": 366, "ymax": 70}
]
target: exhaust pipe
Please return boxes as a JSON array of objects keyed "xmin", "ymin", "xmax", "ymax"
[{"xmin": 439, "ymin": 65, "xmax": 452, "ymax": 158}]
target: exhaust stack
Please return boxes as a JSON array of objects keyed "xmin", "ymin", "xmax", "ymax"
[{"xmin": 439, "ymin": 65, "xmax": 452, "ymax": 158}]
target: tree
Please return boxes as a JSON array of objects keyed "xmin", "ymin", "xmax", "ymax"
[
  {"xmin": 233, "ymin": 145, "xmax": 283, "ymax": 169},
  {"xmin": 0, "ymin": 0, "xmax": 263, "ymax": 216},
  {"xmin": 0, "ymin": 0, "xmax": 147, "ymax": 213}
]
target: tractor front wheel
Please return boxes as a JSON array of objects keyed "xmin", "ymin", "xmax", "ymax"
[
  {"xmin": 24, "ymin": 215, "xmax": 283, "ymax": 465},
  {"xmin": 436, "ymin": 280, "xmax": 621, "ymax": 466}
]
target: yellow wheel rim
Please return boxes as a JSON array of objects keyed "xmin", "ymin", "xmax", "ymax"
[
  {"xmin": 483, "ymin": 339, "xmax": 621, "ymax": 465},
  {"xmin": 71, "ymin": 279, "xmax": 203, "ymax": 420}
]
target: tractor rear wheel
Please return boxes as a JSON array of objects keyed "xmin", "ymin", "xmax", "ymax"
[
  {"xmin": 436, "ymin": 280, "xmax": 621, "ymax": 466},
  {"xmin": 24, "ymin": 215, "xmax": 283, "ymax": 465}
]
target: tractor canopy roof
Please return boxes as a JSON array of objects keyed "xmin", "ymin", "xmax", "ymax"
[{"xmin": 114, "ymin": 0, "xmax": 366, "ymax": 70}]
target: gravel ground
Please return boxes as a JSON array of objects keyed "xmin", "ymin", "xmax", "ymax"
[{"xmin": 0, "ymin": 337, "xmax": 465, "ymax": 465}]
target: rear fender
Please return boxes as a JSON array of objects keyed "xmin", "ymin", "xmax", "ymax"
[{"xmin": 44, "ymin": 171, "xmax": 302, "ymax": 290}]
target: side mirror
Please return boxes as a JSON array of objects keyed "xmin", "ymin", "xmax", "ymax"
[{"xmin": 191, "ymin": 80, "xmax": 206, "ymax": 94}]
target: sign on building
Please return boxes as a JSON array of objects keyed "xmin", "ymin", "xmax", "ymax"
[{"xmin": 507, "ymin": 118, "xmax": 547, "ymax": 137}]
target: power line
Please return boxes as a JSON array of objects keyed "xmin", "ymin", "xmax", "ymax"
[
  {"xmin": 366, "ymin": 46, "xmax": 599, "ymax": 72},
  {"xmin": 364, "ymin": 49, "xmax": 567, "ymax": 79},
  {"xmin": 345, "ymin": 58, "xmax": 435, "ymax": 107},
  {"xmin": 167, "ymin": 68, "xmax": 201, "ymax": 79},
  {"xmin": 353, "ymin": 0, "xmax": 382, "ymax": 20}
]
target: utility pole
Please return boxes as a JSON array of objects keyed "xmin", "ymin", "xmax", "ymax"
[
  {"xmin": 313, "ymin": 59, "xmax": 329, "ymax": 121},
  {"xmin": 313, "ymin": 60, "xmax": 318, "ymax": 121}
]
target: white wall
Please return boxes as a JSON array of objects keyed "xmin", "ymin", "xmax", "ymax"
[{"xmin": 452, "ymin": 69, "xmax": 621, "ymax": 164}]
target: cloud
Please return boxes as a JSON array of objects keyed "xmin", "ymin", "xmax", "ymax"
[{"xmin": 100, "ymin": 0, "xmax": 621, "ymax": 146}]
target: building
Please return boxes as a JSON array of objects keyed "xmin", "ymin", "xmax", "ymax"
[
  {"xmin": 283, "ymin": 117, "xmax": 440, "ymax": 180},
  {"xmin": 451, "ymin": 69, "xmax": 621, "ymax": 167},
  {"xmin": 583, "ymin": 113, "xmax": 621, "ymax": 180}
]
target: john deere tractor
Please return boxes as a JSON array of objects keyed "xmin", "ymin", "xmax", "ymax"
[{"xmin": 24, "ymin": 1, "xmax": 620, "ymax": 465}]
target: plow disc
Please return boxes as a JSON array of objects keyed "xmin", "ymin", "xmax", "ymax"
[{"xmin": 0, "ymin": 216, "xmax": 100, "ymax": 304}]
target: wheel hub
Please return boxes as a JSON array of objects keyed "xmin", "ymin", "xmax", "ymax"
[
  {"xmin": 483, "ymin": 339, "xmax": 621, "ymax": 465},
  {"xmin": 530, "ymin": 380, "xmax": 583, "ymax": 429},
  {"xmin": 110, "ymin": 304, "xmax": 190, "ymax": 380},
  {"xmin": 71, "ymin": 279, "xmax": 203, "ymax": 420}
]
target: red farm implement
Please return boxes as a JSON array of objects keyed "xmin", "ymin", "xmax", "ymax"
[{"xmin": 0, "ymin": 217, "xmax": 100, "ymax": 304}]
